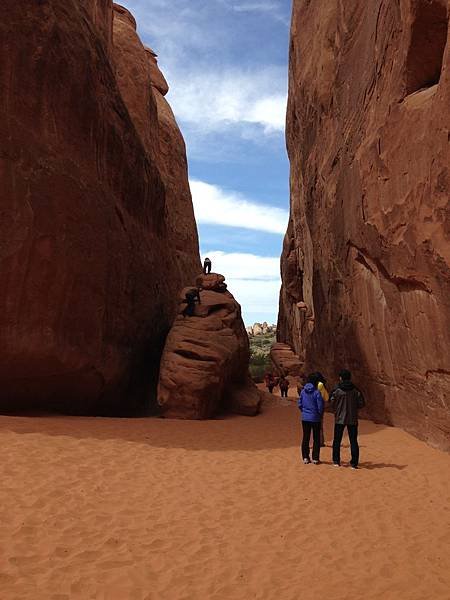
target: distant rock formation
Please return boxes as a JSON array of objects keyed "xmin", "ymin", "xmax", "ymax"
[
  {"xmin": 158, "ymin": 274, "xmax": 262, "ymax": 418},
  {"xmin": 0, "ymin": 0, "xmax": 200, "ymax": 413},
  {"xmin": 270, "ymin": 343, "xmax": 303, "ymax": 378},
  {"xmin": 279, "ymin": 0, "xmax": 450, "ymax": 450},
  {"xmin": 246, "ymin": 322, "xmax": 277, "ymax": 337}
]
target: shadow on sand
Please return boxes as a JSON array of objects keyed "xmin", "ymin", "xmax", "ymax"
[
  {"xmin": 359, "ymin": 461, "xmax": 407, "ymax": 470},
  {"xmin": 0, "ymin": 403, "xmax": 391, "ymax": 453}
]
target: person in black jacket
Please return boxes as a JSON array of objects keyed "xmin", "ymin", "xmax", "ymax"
[
  {"xmin": 203, "ymin": 257, "xmax": 212, "ymax": 274},
  {"xmin": 181, "ymin": 288, "xmax": 201, "ymax": 317},
  {"xmin": 330, "ymin": 369, "xmax": 365, "ymax": 469}
]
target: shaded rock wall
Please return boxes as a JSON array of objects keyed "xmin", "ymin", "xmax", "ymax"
[
  {"xmin": 279, "ymin": 0, "xmax": 450, "ymax": 450},
  {"xmin": 0, "ymin": 0, "xmax": 200, "ymax": 413}
]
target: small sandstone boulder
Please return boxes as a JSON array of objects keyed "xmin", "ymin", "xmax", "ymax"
[{"xmin": 157, "ymin": 276, "xmax": 262, "ymax": 419}]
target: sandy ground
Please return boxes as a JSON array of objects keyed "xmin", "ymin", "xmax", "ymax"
[{"xmin": 1, "ymin": 403, "xmax": 449, "ymax": 600}]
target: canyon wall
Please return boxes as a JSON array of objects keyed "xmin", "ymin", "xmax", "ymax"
[
  {"xmin": 0, "ymin": 0, "xmax": 200, "ymax": 413},
  {"xmin": 279, "ymin": 0, "xmax": 450, "ymax": 449}
]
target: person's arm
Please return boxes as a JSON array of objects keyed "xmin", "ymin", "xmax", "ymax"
[
  {"xmin": 316, "ymin": 391, "xmax": 324, "ymax": 415},
  {"xmin": 329, "ymin": 389, "xmax": 337, "ymax": 412},
  {"xmin": 357, "ymin": 389, "xmax": 365, "ymax": 409}
]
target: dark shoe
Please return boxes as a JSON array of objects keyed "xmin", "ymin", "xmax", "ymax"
[{"xmin": 303, "ymin": 458, "xmax": 311, "ymax": 464}]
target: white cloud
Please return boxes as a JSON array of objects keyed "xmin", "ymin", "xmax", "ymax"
[
  {"xmin": 166, "ymin": 67, "xmax": 287, "ymax": 135},
  {"xmin": 203, "ymin": 251, "xmax": 280, "ymax": 280},
  {"xmin": 191, "ymin": 180, "xmax": 288, "ymax": 234},
  {"xmin": 203, "ymin": 250, "xmax": 281, "ymax": 323},
  {"xmin": 118, "ymin": 0, "xmax": 288, "ymax": 148},
  {"xmin": 232, "ymin": 2, "xmax": 278, "ymax": 12}
]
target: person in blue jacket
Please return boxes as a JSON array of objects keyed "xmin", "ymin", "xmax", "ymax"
[{"xmin": 298, "ymin": 374, "xmax": 324, "ymax": 464}]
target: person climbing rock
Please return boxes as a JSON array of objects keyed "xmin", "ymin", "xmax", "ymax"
[
  {"xmin": 203, "ymin": 257, "xmax": 212, "ymax": 274},
  {"xmin": 330, "ymin": 370, "xmax": 365, "ymax": 469},
  {"xmin": 182, "ymin": 288, "xmax": 200, "ymax": 317},
  {"xmin": 298, "ymin": 376, "xmax": 324, "ymax": 464},
  {"xmin": 279, "ymin": 375, "xmax": 290, "ymax": 398}
]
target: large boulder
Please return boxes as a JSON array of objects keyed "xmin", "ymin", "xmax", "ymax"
[
  {"xmin": 157, "ymin": 276, "xmax": 262, "ymax": 419},
  {"xmin": 279, "ymin": 0, "xmax": 450, "ymax": 450},
  {"xmin": 0, "ymin": 0, "xmax": 199, "ymax": 413}
]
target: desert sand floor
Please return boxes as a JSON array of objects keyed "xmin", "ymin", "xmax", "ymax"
[{"xmin": 1, "ymin": 404, "xmax": 449, "ymax": 600}]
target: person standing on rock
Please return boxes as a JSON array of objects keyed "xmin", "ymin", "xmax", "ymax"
[
  {"xmin": 330, "ymin": 370, "xmax": 365, "ymax": 469},
  {"xmin": 298, "ymin": 377, "xmax": 324, "ymax": 464},
  {"xmin": 203, "ymin": 257, "xmax": 212, "ymax": 274},
  {"xmin": 279, "ymin": 375, "xmax": 289, "ymax": 398}
]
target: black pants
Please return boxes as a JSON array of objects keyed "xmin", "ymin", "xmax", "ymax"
[
  {"xmin": 280, "ymin": 389, "xmax": 288, "ymax": 397},
  {"xmin": 301, "ymin": 421, "xmax": 321, "ymax": 461},
  {"xmin": 203, "ymin": 263, "xmax": 211, "ymax": 274},
  {"xmin": 182, "ymin": 302, "xmax": 195, "ymax": 317},
  {"xmin": 332, "ymin": 424, "xmax": 359, "ymax": 466}
]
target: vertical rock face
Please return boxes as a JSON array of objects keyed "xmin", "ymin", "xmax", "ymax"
[
  {"xmin": 0, "ymin": 0, "xmax": 200, "ymax": 413},
  {"xmin": 112, "ymin": 4, "xmax": 201, "ymax": 319},
  {"xmin": 280, "ymin": 0, "xmax": 450, "ymax": 450}
]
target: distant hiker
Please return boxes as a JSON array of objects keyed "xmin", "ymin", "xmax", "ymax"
[
  {"xmin": 313, "ymin": 372, "xmax": 329, "ymax": 447},
  {"xmin": 298, "ymin": 376, "xmax": 324, "ymax": 464},
  {"xmin": 182, "ymin": 288, "xmax": 200, "ymax": 317},
  {"xmin": 330, "ymin": 369, "xmax": 365, "ymax": 469},
  {"xmin": 279, "ymin": 375, "xmax": 289, "ymax": 398},
  {"xmin": 203, "ymin": 257, "xmax": 212, "ymax": 274},
  {"xmin": 264, "ymin": 372, "xmax": 276, "ymax": 394}
]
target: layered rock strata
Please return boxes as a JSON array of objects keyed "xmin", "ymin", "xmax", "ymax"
[
  {"xmin": 158, "ymin": 274, "xmax": 262, "ymax": 419},
  {"xmin": 279, "ymin": 0, "xmax": 450, "ymax": 450},
  {"xmin": 270, "ymin": 343, "xmax": 303, "ymax": 379},
  {"xmin": 0, "ymin": 0, "xmax": 200, "ymax": 413}
]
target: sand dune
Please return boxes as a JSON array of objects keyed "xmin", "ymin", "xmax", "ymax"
[{"xmin": 0, "ymin": 404, "xmax": 449, "ymax": 599}]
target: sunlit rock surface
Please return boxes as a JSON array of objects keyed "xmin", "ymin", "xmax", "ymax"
[{"xmin": 279, "ymin": 0, "xmax": 450, "ymax": 450}]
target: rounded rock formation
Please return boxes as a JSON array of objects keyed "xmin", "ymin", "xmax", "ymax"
[{"xmin": 157, "ymin": 275, "xmax": 262, "ymax": 419}]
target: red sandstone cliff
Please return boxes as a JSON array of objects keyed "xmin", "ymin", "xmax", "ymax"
[
  {"xmin": 0, "ymin": 0, "xmax": 200, "ymax": 413},
  {"xmin": 279, "ymin": 0, "xmax": 450, "ymax": 450}
]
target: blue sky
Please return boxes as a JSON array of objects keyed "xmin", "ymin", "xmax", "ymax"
[{"xmin": 119, "ymin": 0, "xmax": 291, "ymax": 325}]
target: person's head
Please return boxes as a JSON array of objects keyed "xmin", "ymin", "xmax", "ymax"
[
  {"xmin": 339, "ymin": 369, "xmax": 352, "ymax": 382},
  {"xmin": 307, "ymin": 373, "xmax": 319, "ymax": 388},
  {"xmin": 314, "ymin": 371, "xmax": 326, "ymax": 384}
]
